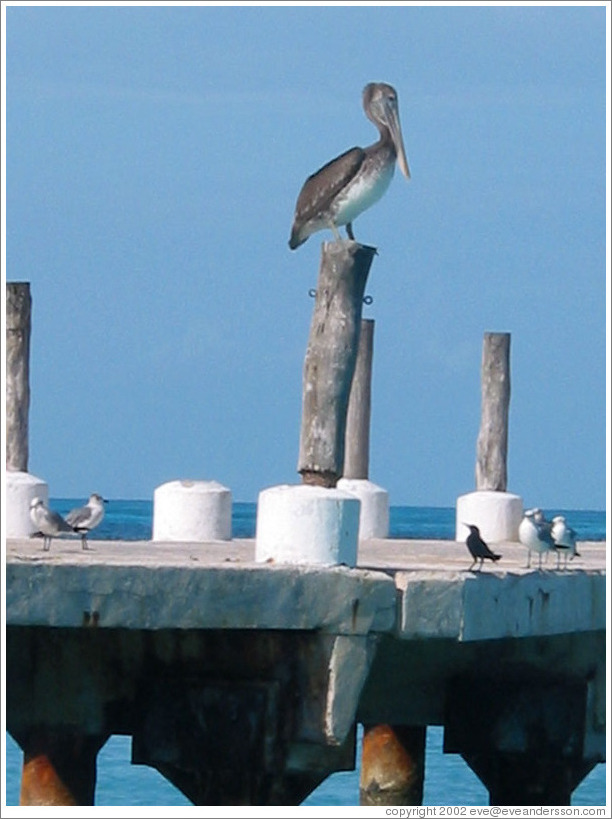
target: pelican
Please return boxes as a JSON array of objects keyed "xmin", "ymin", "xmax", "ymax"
[{"xmin": 288, "ymin": 82, "xmax": 410, "ymax": 249}]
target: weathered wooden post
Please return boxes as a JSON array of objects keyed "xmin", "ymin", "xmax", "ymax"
[
  {"xmin": 455, "ymin": 331, "xmax": 522, "ymax": 543},
  {"xmin": 6, "ymin": 282, "xmax": 32, "ymax": 472},
  {"xmin": 338, "ymin": 318, "xmax": 390, "ymax": 538},
  {"xmin": 475, "ymin": 332, "xmax": 510, "ymax": 492},
  {"xmin": 297, "ymin": 241, "xmax": 377, "ymax": 487},
  {"xmin": 255, "ymin": 241, "xmax": 376, "ymax": 566},
  {"xmin": 343, "ymin": 318, "xmax": 374, "ymax": 481},
  {"xmin": 6, "ymin": 282, "xmax": 49, "ymax": 537}
]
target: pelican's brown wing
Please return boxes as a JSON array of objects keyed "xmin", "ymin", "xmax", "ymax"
[{"xmin": 289, "ymin": 147, "xmax": 365, "ymax": 247}]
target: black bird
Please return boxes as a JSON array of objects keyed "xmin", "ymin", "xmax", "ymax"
[{"xmin": 464, "ymin": 524, "xmax": 502, "ymax": 572}]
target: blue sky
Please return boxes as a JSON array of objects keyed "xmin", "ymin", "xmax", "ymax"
[{"xmin": 3, "ymin": 3, "xmax": 608, "ymax": 509}]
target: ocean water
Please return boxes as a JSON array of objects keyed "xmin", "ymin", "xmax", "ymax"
[{"xmin": 4, "ymin": 503, "xmax": 607, "ymax": 807}]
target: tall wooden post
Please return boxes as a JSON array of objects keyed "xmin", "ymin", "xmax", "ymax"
[
  {"xmin": 475, "ymin": 332, "xmax": 510, "ymax": 492},
  {"xmin": 6, "ymin": 282, "xmax": 32, "ymax": 472},
  {"xmin": 298, "ymin": 242, "xmax": 377, "ymax": 488},
  {"xmin": 343, "ymin": 319, "xmax": 374, "ymax": 480}
]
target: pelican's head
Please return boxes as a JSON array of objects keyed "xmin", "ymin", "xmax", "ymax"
[{"xmin": 363, "ymin": 82, "xmax": 411, "ymax": 180}]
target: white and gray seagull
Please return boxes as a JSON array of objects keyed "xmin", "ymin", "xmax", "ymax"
[
  {"xmin": 551, "ymin": 515, "xmax": 580, "ymax": 569},
  {"xmin": 29, "ymin": 496, "xmax": 75, "ymax": 551},
  {"xmin": 66, "ymin": 493, "xmax": 107, "ymax": 550},
  {"xmin": 518, "ymin": 508, "xmax": 555, "ymax": 570}
]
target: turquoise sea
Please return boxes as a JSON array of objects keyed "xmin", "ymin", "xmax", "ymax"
[{"xmin": 4, "ymin": 502, "xmax": 607, "ymax": 807}]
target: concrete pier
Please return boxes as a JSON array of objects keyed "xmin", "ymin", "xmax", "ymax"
[{"xmin": 5, "ymin": 534, "xmax": 605, "ymax": 806}]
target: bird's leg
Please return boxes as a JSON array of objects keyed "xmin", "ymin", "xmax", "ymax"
[
  {"xmin": 538, "ymin": 552, "xmax": 543, "ymax": 571},
  {"xmin": 346, "ymin": 222, "xmax": 355, "ymax": 241},
  {"xmin": 43, "ymin": 537, "xmax": 51, "ymax": 552},
  {"xmin": 329, "ymin": 222, "xmax": 343, "ymax": 242},
  {"xmin": 556, "ymin": 550, "xmax": 561, "ymax": 570},
  {"xmin": 81, "ymin": 533, "xmax": 90, "ymax": 551},
  {"xmin": 526, "ymin": 550, "xmax": 531, "ymax": 570}
]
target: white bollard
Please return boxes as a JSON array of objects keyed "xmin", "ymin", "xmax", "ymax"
[
  {"xmin": 152, "ymin": 479, "xmax": 232, "ymax": 542},
  {"xmin": 255, "ymin": 484, "xmax": 360, "ymax": 566},
  {"xmin": 456, "ymin": 490, "xmax": 523, "ymax": 543},
  {"xmin": 337, "ymin": 478, "xmax": 389, "ymax": 539},
  {"xmin": 6, "ymin": 471, "xmax": 49, "ymax": 537}
]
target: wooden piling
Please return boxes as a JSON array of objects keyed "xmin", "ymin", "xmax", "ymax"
[
  {"xmin": 298, "ymin": 241, "xmax": 376, "ymax": 487},
  {"xmin": 344, "ymin": 318, "xmax": 374, "ymax": 480},
  {"xmin": 475, "ymin": 332, "xmax": 511, "ymax": 492},
  {"xmin": 6, "ymin": 282, "xmax": 32, "ymax": 472}
]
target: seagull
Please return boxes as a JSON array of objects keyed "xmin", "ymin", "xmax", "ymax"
[
  {"xmin": 532, "ymin": 508, "xmax": 554, "ymax": 564},
  {"xmin": 519, "ymin": 508, "xmax": 555, "ymax": 569},
  {"xmin": 463, "ymin": 524, "xmax": 502, "ymax": 572},
  {"xmin": 551, "ymin": 515, "xmax": 580, "ymax": 569},
  {"xmin": 66, "ymin": 493, "xmax": 107, "ymax": 550},
  {"xmin": 29, "ymin": 496, "xmax": 74, "ymax": 551},
  {"xmin": 288, "ymin": 82, "xmax": 410, "ymax": 249}
]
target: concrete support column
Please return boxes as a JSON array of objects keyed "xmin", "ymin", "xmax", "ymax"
[
  {"xmin": 360, "ymin": 724, "xmax": 426, "ymax": 805},
  {"xmin": 6, "ymin": 470, "xmax": 49, "ymax": 537},
  {"xmin": 18, "ymin": 728, "xmax": 107, "ymax": 806},
  {"xmin": 462, "ymin": 752, "xmax": 596, "ymax": 806},
  {"xmin": 337, "ymin": 477, "xmax": 389, "ymax": 539},
  {"xmin": 152, "ymin": 479, "xmax": 232, "ymax": 541},
  {"xmin": 444, "ymin": 676, "xmax": 597, "ymax": 807},
  {"xmin": 255, "ymin": 484, "xmax": 360, "ymax": 566}
]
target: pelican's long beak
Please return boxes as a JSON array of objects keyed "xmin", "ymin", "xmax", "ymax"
[{"xmin": 385, "ymin": 99, "xmax": 411, "ymax": 180}]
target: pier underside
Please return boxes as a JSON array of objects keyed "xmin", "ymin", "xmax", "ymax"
[{"xmin": 5, "ymin": 537, "xmax": 606, "ymax": 806}]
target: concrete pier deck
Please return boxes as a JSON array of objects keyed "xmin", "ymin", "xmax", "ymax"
[
  {"xmin": 5, "ymin": 536, "xmax": 607, "ymax": 806},
  {"xmin": 5, "ymin": 536, "xmax": 606, "ymax": 637}
]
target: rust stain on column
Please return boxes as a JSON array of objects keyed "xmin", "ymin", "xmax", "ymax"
[
  {"xmin": 20, "ymin": 753, "xmax": 79, "ymax": 806},
  {"xmin": 360, "ymin": 723, "xmax": 426, "ymax": 805},
  {"xmin": 18, "ymin": 729, "xmax": 105, "ymax": 805}
]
